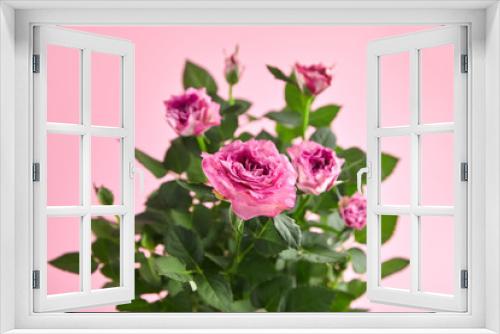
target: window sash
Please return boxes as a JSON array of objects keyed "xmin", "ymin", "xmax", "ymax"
[
  {"xmin": 366, "ymin": 26, "xmax": 468, "ymax": 312},
  {"xmin": 32, "ymin": 25, "xmax": 135, "ymax": 313}
]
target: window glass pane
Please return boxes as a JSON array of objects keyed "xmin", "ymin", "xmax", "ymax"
[
  {"xmin": 420, "ymin": 216, "xmax": 454, "ymax": 295},
  {"xmin": 91, "ymin": 215, "xmax": 121, "ymax": 290},
  {"xmin": 420, "ymin": 45, "xmax": 454, "ymax": 124},
  {"xmin": 379, "ymin": 136, "xmax": 411, "ymax": 205},
  {"xmin": 91, "ymin": 137, "xmax": 122, "ymax": 205},
  {"xmin": 379, "ymin": 215, "xmax": 411, "ymax": 290},
  {"xmin": 92, "ymin": 52, "xmax": 122, "ymax": 127},
  {"xmin": 47, "ymin": 45, "xmax": 81, "ymax": 124},
  {"xmin": 47, "ymin": 133, "xmax": 81, "ymax": 206},
  {"xmin": 420, "ymin": 132, "xmax": 454, "ymax": 206},
  {"xmin": 47, "ymin": 216, "xmax": 80, "ymax": 295},
  {"xmin": 379, "ymin": 52, "xmax": 410, "ymax": 127}
]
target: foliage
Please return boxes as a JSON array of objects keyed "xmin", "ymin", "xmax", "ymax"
[{"xmin": 50, "ymin": 60, "xmax": 408, "ymax": 312}]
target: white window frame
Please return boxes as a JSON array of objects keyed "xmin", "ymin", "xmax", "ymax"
[
  {"xmin": 366, "ymin": 26, "xmax": 468, "ymax": 312},
  {"xmin": 32, "ymin": 26, "xmax": 135, "ymax": 312},
  {"xmin": 1, "ymin": 1, "xmax": 499, "ymax": 333}
]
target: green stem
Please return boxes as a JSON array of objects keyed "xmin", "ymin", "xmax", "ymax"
[
  {"xmin": 301, "ymin": 97, "xmax": 314, "ymax": 139},
  {"xmin": 334, "ymin": 186, "xmax": 343, "ymax": 200},
  {"xmin": 196, "ymin": 135, "xmax": 207, "ymax": 153},
  {"xmin": 294, "ymin": 194, "xmax": 311, "ymax": 221},
  {"xmin": 229, "ymin": 217, "xmax": 244, "ymax": 273},
  {"xmin": 228, "ymin": 84, "xmax": 235, "ymax": 106}
]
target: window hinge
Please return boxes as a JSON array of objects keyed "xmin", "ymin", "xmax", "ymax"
[
  {"xmin": 32, "ymin": 54, "xmax": 40, "ymax": 73},
  {"xmin": 461, "ymin": 54, "xmax": 468, "ymax": 73},
  {"xmin": 32, "ymin": 163, "xmax": 40, "ymax": 182},
  {"xmin": 461, "ymin": 162, "xmax": 468, "ymax": 182},
  {"xmin": 32, "ymin": 270, "xmax": 40, "ymax": 289},
  {"xmin": 461, "ymin": 269, "xmax": 468, "ymax": 289}
]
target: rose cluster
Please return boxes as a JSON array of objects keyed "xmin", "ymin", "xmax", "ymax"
[{"xmin": 163, "ymin": 50, "xmax": 366, "ymax": 229}]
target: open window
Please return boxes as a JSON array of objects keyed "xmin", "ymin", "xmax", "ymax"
[
  {"xmin": 364, "ymin": 26, "xmax": 468, "ymax": 311},
  {"xmin": 32, "ymin": 26, "xmax": 135, "ymax": 312}
]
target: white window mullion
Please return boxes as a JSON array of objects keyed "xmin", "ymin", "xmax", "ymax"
[
  {"xmin": 410, "ymin": 48, "xmax": 421, "ymax": 294},
  {"xmin": 80, "ymin": 48, "xmax": 92, "ymax": 294}
]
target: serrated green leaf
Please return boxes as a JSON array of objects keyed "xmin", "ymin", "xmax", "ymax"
[
  {"xmin": 309, "ymin": 104, "xmax": 341, "ymax": 128},
  {"xmin": 285, "ymin": 286, "xmax": 336, "ymax": 312},
  {"xmin": 135, "ymin": 148, "xmax": 167, "ymax": 178},
  {"xmin": 194, "ymin": 273, "xmax": 233, "ymax": 311},
  {"xmin": 347, "ymin": 247, "xmax": 366, "ymax": 274},
  {"xmin": 285, "ymin": 83, "xmax": 306, "ymax": 112},
  {"xmin": 273, "ymin": 214, "xmax": 301, "ymax": 248},
  {"xmin": 165, "ymin": 225, "xmax": 204, "ymax": 266},
  {"xmin": 183, "ymin": 60, "xmax": 218, "ymax": 95},
  {"xmin": 265, "ymin": 109, "xmax": 302, "ymax": 127},
  {"xmin": 154, "ymin": 256, "xmax": 192, "ymax": 283},
  {"xmin": 266, "ymin": 65, "xmax": 295, "ymax": 85},
  {"xmin": 251, "ymin": 275, "xmax": 293, "ymax": 311},
  {"xmin": 310, "ymin": 127, "xmax": 337, "ymax": 149},
  {"xmin": 163, "ymin": 138, "xmax": 191, "ymax": 174},
  {"xmin": 49, "ymin": 252, "xmax": 98, "ymax": 274},
  {"xmin": 146, "ymin": 181, "xmax": 191, "ymax": 211},
  {"xmin": 381, "ymin": 257, "xmax": 410, "ymax": 278}
]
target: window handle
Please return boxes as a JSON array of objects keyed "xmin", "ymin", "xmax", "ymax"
[{"xmin": 357, "ymin": 166, "xmax": 370, "ymax": 195}]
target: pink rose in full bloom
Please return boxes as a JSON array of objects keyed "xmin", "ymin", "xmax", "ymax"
[
  {"xmin": 202, "ymin": 139, "xmax": 297, "ymax": 220},
  {"xmin": 164, "ymin": 87, "xmax": 221, "ymax": 137},
  {"xmin": 224, "ymin": 45, "xmax": 243, "ymax": 85},
  {"xmin": 338, "ymin": 193, "xmax": 367, "ymax": 230},
  {"xmin": 294, "ymin": 63, "xmax": 333, "ymax": 96},
  {"xmin": 287, "ymin": 141, "xmax": 344, "ymax": 195}
]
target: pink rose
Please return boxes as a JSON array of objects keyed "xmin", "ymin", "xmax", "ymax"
[
  {"xmin": 164, "ymin": 87, "xmax": 221, "ymax": 137},
  {"xmin": 202, "ymin": 139, "xmax": 297, "ymax": 220},
  {"xmin": 287, "ymin": 141, "xmax": 344, "ymax": 195},
  {"xmin": 294, "ymin": 63, "xmax": 333, "ymax": 96},
  {"xmin": 224, "ymin": 45, "xmax": 243, "ymax": 85},
  {"xmin": 338, "ymin": 193, "xmax": 367, "ymax": 230}
]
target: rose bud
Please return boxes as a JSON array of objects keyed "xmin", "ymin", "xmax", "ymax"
[
  {"xmin": 224, "ymin": 45, "xmax": 243, "ymax": 85},
  {"xmin": 164, "ymin": 87, "xmax": 221, "ymax": 137},
  {"xmin": 202, "ymin": 139, "xmax": 297, "ymax": 220},
  {"xmin": 338, "ymin": 193, "xmax": 367, "ymax": 230},
  {"xmin": 294, "ymin": 63, "xmax": 333, "ymax": 96},
  {"xmin": 287, "ymin": 141, "xmax": 344, "ymax": 195}
]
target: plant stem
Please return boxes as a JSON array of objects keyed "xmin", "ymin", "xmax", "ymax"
[
  {"xmin": 334, "ymin": 186, "xmax": 343, "ymax": 200},
  {"xmin": 294, "ymin": 194, "xmax": 311, "ymax": 221},
  {"xmin": 228, "ymin": 84, "xmax": 235, "ymax": 106},
  {"xmin": 196, "ymin": 135, "xmax": 207, "ymax": 153},
  {"xmin": 301, "ymin": 96, "xmax": 314, "ymax": 139},
  {"xmin": 229, "ymin": 217, "xmax": 244, "ymax": 273}
]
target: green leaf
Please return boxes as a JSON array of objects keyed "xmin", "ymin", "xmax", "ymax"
[
  {"xmin": 347, "ymin": 247, "xmax": 366, "ymax": 274},
  {"xmin": 92, "ymin": 238, "xmax": 120, "ymax": 264},
  {"xmin": 280, "ymin": 248, "xmax": 347, "ymax": 264},
  {"xmin": 221, "ymin": 99, "xmax": 251, "ymax": 116},
  {"xmin": 176, "ymin": 180, "xmax": 217, "ymax": 202},
  {"xmin": 255, "ymin": 130, "xmax": 282, "ymax": 149},
  {"xmin": 194, "ymin": 273, "xmax": 233, "ymax": 311},
  {"xmin": 165, "ymin": 209, "xmax": 192, "ymax": 230},
  {"xmin": 265, "ymin": 109, "xmax": 302, "ymax": 127},
  {"xmin": 95, "ymin": 185, "xmax": 114, "ymax": 205},
  {"xmin": 310, "ymin": 127, "xmax": 336, "ymax": 149},
  {"xmin": 135, "ymin": 148, "xmax": 167, "ymax": 178},
  {"xmin": 381, "ymin": 153, "xmax": 399, "ymax": 181},
  {"xmin": 154, "ymin": 256, "xmax": 192, "ymax": 283},
  {"xmin": 91, "ymin": 217, "xmax": 119, "ymax": 242},
  {"xmin": 117, "ymin": 298, "xmax": 162, "ymax": 312},
  {"xmin": 138, "ymin": 255, "xmax": 162, "ymax": 287},
  {"xmin": 186, "ymin": 154, "xmax": 207, "ymax": 183},
  {"xmin": 165, "ymin": 225, "xmax": 204, "ymax": 265},
  {"xmin": 320, "ymin": 211, "xmax": 345, "ymax": 232},
  {"xmin": 254, "ymin": 222, "xmax": 288, "ymax": 257},
  {"xmin": 285, "ymin": 286, "xmax": 336, "ymax": 312},
  {"xmin": 238, "ymin": 254, "xmax": 276, "ymax": 286},
  {"xmin": 266, "ymin": 65, "xmax": 295, "ymax": 85},
  {"xmin": 230, "ymin": 299, "xmax": 256, "ymax": 312},
  {"xmin": 220, "ymin": 113, "xmax": 238, "ymax": 139},
  {"xmin": 251, "ymin": 275, "xmax": 293, "ymax": 311},
  {"xmin": 183, "ymin": 60, "xmax": 218, "ymax": 95},
  {"xmin": 330, "ymin": 290, "xmax": 356, "ymax": 312},
  {"xmin": 273, "ymin": 214, "xmax": 301, "ymax": 248},
  {"xmin": 381, "ymin": 257, "xmax": 410, "ymax": 278},
  {"xmin": 347, "ymin": 279, "xmax": 367, "ymax": 299},
  {"xmin": 285, "ymin": 83, "xmax": 306, "ymax": 112},
  {"xmin": 163, "ymin": 138, "xmax": 191, "ymax": 174},
  {"xmin": 354, "ymin": 215, "xmax": 397, "ymax": 245},
  {"xmin": 276, "ymin": 123, "xmax": 302, "ymax": 144},
  {"xmin": 49, "ymin": 252, "xmax": 97, "ymax": 274},
  {"xmin": 309, "ymin": 104, "xmax": 341, "ymax": 128},
  {"xmin": 146, "ymin": 181, "xmax": 191, "ymax": 211}
]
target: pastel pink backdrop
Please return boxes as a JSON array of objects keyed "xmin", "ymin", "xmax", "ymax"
[{"xmin": 46, "ymin": 25, "xmax": 455, "ymax": 312}]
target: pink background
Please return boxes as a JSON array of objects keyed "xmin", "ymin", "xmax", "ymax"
[{"xmin": 46, "ymin": 25, "xmax": 455, "ymax": 312}]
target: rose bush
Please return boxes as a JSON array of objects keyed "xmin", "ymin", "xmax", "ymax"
[{"xmin": 50, "ymin": 49, "xmax": 409, "ymax": 312}]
